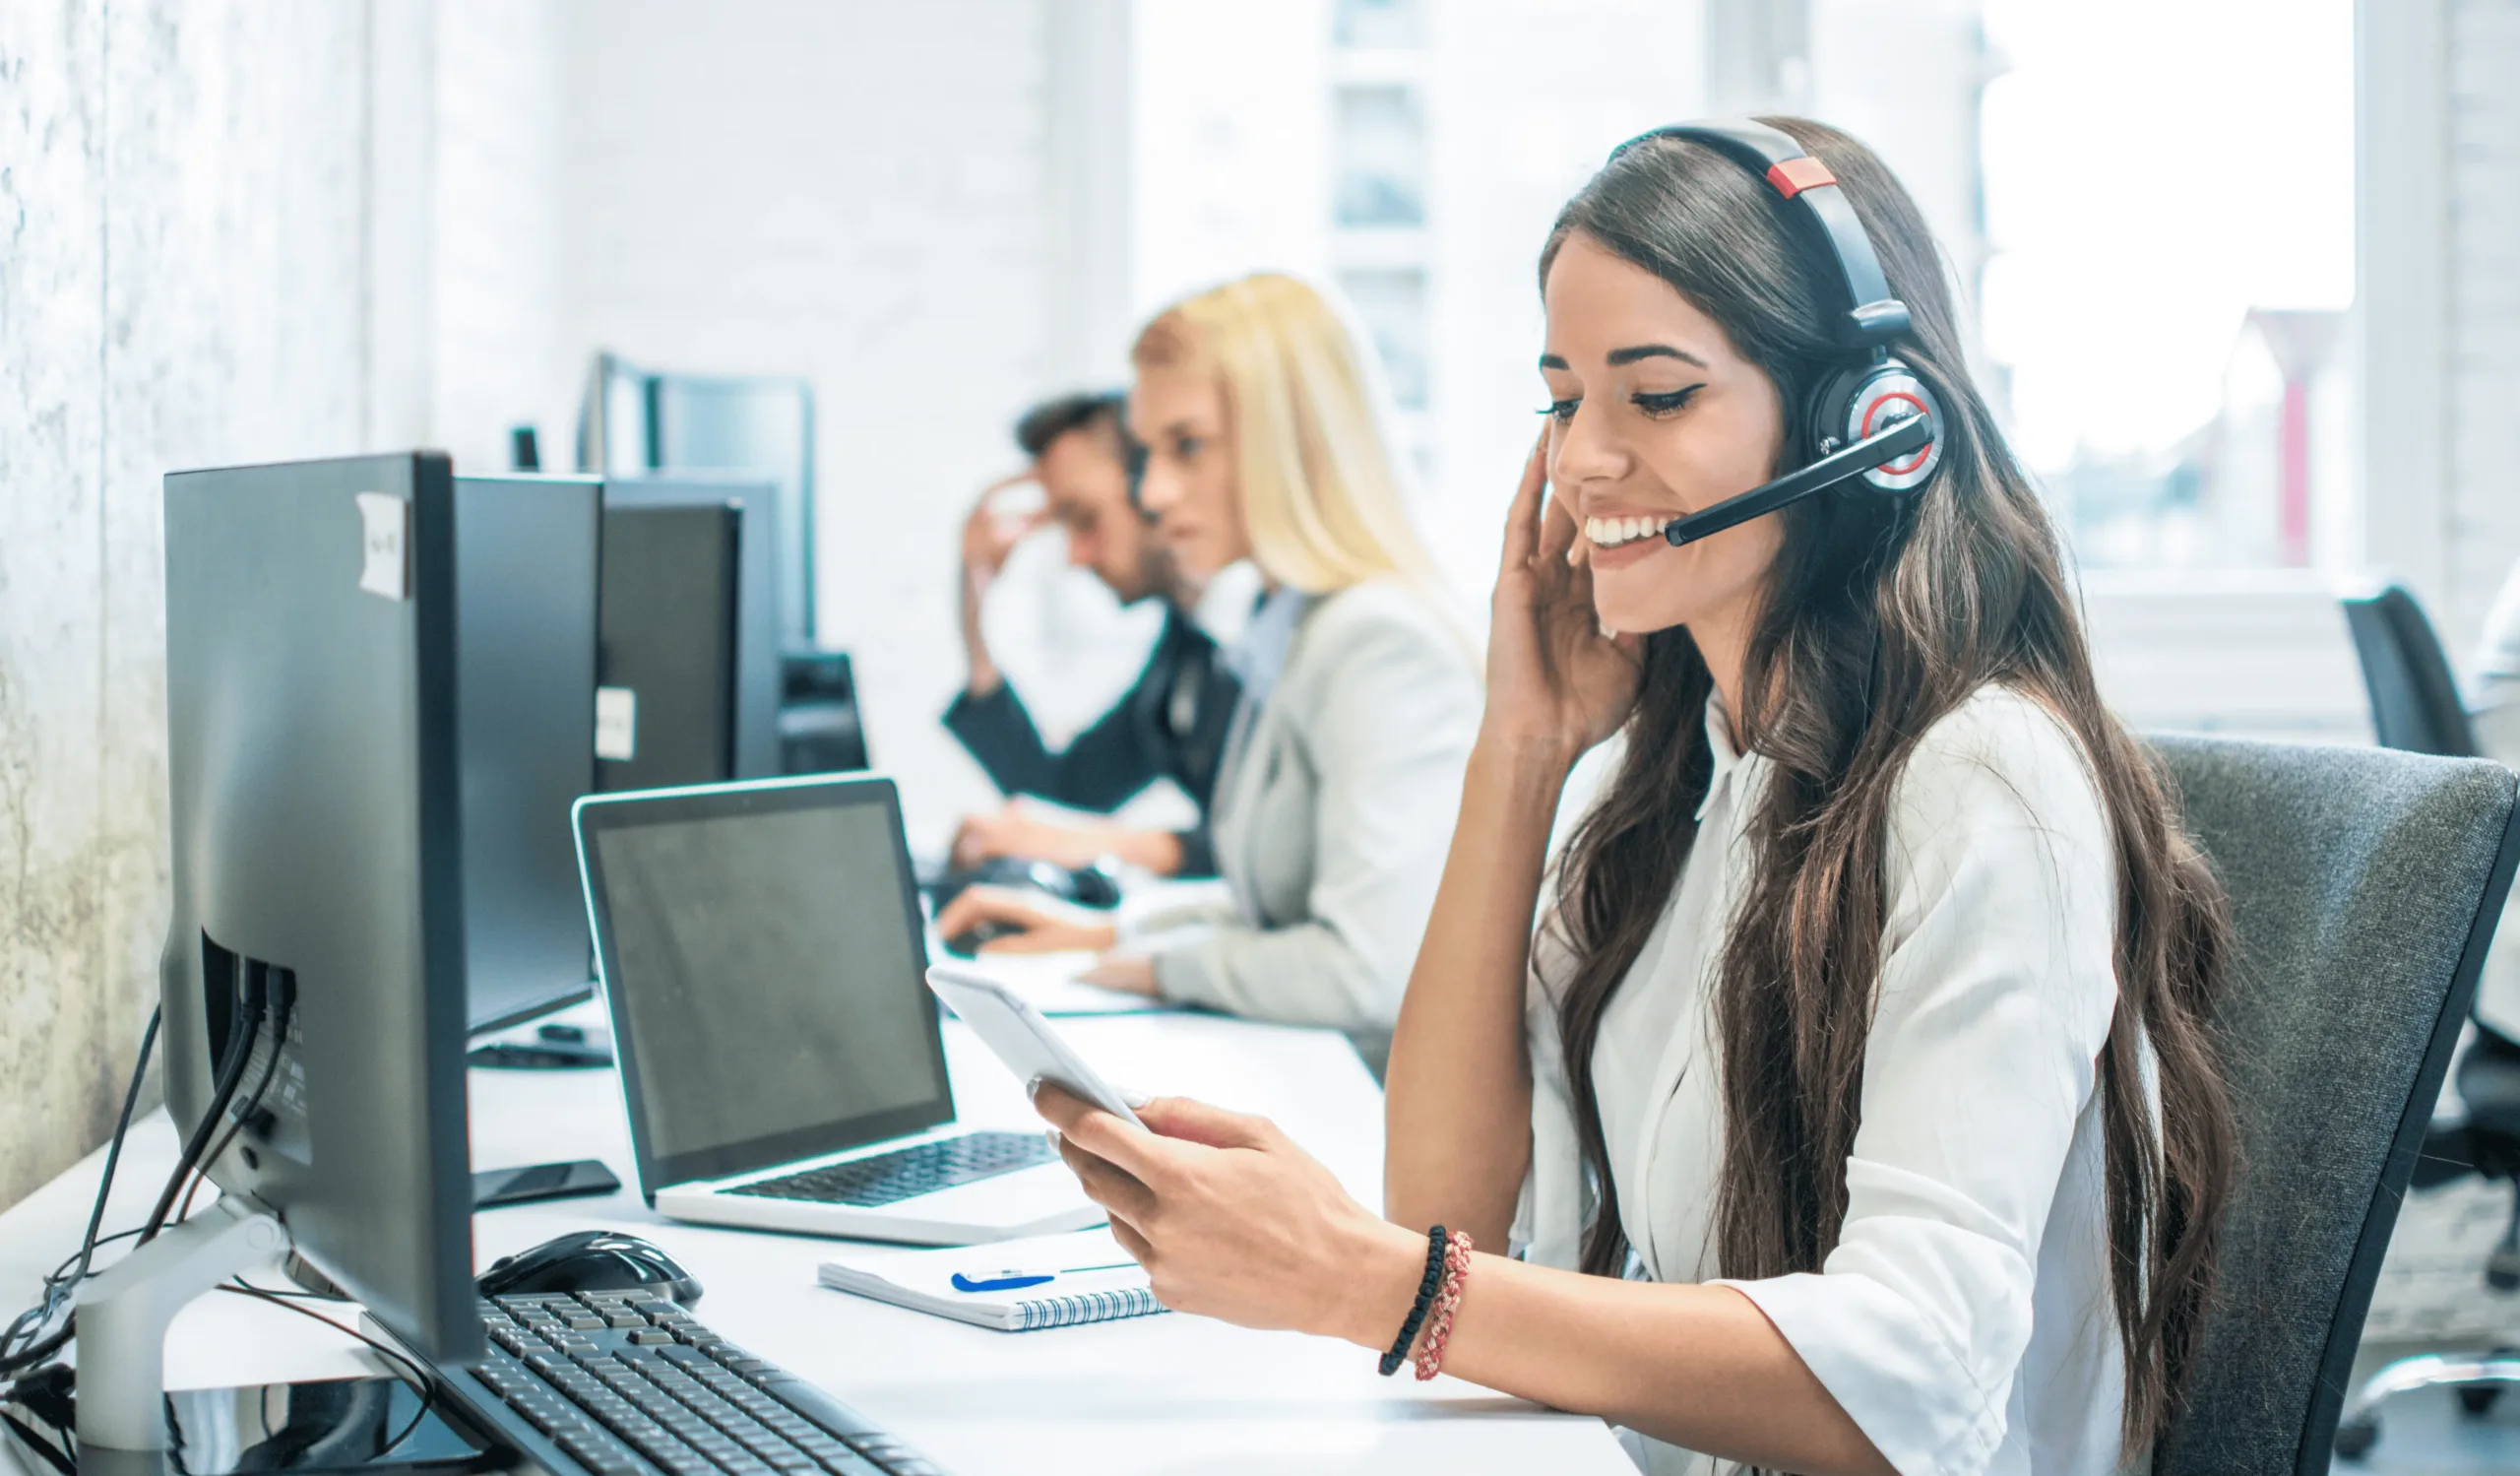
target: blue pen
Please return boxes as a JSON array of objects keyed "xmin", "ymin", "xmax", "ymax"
[{"xmin": 951, "ymin": 1260, "xmax": 1135, "ymax": 1294}]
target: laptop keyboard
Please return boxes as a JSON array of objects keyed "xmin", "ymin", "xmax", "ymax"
[{"xmin": 725, "ymin": 1131, "xmax": 1054, "ymax": 1208}]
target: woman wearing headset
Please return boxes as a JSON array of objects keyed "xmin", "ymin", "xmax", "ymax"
[
  {"xmin": 937, "ymin": 273, "xmax": 1481, "ymax": 1055},
  {"xmin": 1030, "ymin": 120, "xmax": 2236, "ymax": 1476}
]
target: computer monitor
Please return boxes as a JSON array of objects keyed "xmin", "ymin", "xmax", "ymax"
[
  {"xmin": 779, "ymin": 650, "xmax": 873, "ymax": 775},
  {"xmin": 651, "ymin": 377, "xmax": 814, "ymax": 651},
  {"xmin": 577, "ymin": 353, "xmax": 816, "ymax": 652},
  {"xmin": 157, "ymin": 453, "xmax": 488, "ymax": 1366},
  {"xmin": 597, "ymin": 479, "xmax": 782, "ymax": 792},
  {"xmin": 578, "ymin": 351, "xmax": 655, "ymax": 478},
  {"xmin": 451, "ymin": 474, "xmax": 602, "ymax": 1031}
]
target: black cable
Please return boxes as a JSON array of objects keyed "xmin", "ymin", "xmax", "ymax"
[
  {"xmin": 5, "ymin": 978, "xmax": 262, "ymax": 1381},
  {"xmin": 0, "ymin": 1411, "xmax": 73, "ymax": 1476},
  {"xmin": 175, "ymin": 988, "xmax": 295, "ymax": 1226},
  {"xmin": 0, "ymin": 1327, "xmax": 69, "ymax": 1383},
  {"xmin": 140, "ymin": 975, "xmax": 267, "ymax": 1246},
  {"xmin": 1, "ymin": 1012, "xmax": 157, "ymax": 1355},
  {"xmin": 0, "ymin": 1233, "xmax": 139, "ymax": 1382},
  {"xmin": 217, "ymin": 1283, "xmax": 435, "ymax": 1458},
  {"xmin": 35, "ymin": 1229, "xmax": 144, "ymax": 1297},
  {"xmin": 69, "ymin": 1008, "xmax": 159, "ymax": 1291},
  {"xmin": 0, "ymin": 1009, "xmax": 161, "ymax": 1379}
]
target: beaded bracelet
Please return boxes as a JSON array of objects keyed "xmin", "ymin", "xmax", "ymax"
[
  {"xmin": 1412, "ymin": 1230, "xmax": 1475, "ymax": 1380},
  {"xmin": 1378, "ymin": 1225, "xmax": 1450, "ymax": 1377}
]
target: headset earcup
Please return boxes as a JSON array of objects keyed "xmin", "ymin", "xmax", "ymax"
[
  {"xmin": 1803, "ymin": 362, "xmax": 1868, "ymax": 470},
  {"xmin": 1842, "ymin": 359, "xmax": 1942, "ymax": 493}
]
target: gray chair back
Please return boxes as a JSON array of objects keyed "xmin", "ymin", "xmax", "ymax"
[
  {"xmin": 2340, "ymin": 583, "xmax": 2479, "ymax": 757},
  {"xmin": 2149, "ymin": 736, "xmax": 2519, "ymax": 1476}
]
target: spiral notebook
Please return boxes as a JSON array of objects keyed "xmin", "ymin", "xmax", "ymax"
[{"xmin": 815, "ymin": 1228, "xmax": 1166, "ymax": 1332}]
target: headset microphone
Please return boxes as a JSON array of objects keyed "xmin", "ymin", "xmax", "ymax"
[{"xmin": 1662, "ymin": 410, "xmax": 1934, "ymax": 548}]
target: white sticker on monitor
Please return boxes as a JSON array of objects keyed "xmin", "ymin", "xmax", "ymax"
[
  {"xmin": 596, "ymin": 686, "xmax": 638, "ymax": 761},
  {"xmin": 354, "ymin": 492, "xmax": 409, "ymax": 601}
]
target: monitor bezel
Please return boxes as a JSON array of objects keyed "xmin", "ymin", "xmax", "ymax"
[{"xmin": 571, "ymin": 772, "xmax": 954, "ymax": 1200}]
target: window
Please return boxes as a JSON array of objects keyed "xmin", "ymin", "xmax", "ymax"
[
  {"xmin": 1333, "ymin": 86, "xmax": 1428, "ymax": 228},
  {"xmin": 1979, "ymin": 0, "xmax": 2356, "ymax": 571},
  {"xmin": 1338, "ymin": 267, "xmax": 1431, "ymax": 410},
  {"xmin": 1334, "ymin": 0, "xmax": 1426, "ymax": 51}
]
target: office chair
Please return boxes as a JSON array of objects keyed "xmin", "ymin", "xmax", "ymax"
[
  {"xmin": 2331, "ymin": 582, "xmax": 2520, "ymax": 1454},
  {"xmin": 2144, "ymin": 737, "xmax": 2519, "ymax": 1474},
  {"xmin": 2342, "ymin": 582, "xmax": 2482, "ymax": 757}
]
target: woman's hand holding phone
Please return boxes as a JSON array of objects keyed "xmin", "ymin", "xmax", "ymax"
[
  {"xmin": 1480, "ymin": 432, "xmax": 1642, "ymax": 771},
  {"xmin": 1032, "ymin": 1083, "xmax": 1423, "ymax": 1345}
]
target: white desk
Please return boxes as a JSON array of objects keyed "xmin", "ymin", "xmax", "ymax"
[{"xmin": 0, "ymin": 1010, "xmax": 1629, "ymax": 1475}]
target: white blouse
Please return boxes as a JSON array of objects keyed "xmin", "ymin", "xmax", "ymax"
[{"xmin": 1516, "ymin": 684, "xmax": 2143, "ymax": 1476}]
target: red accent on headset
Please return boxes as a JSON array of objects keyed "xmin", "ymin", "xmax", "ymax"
[
  {"xmin": 1861, "ymin": 390, "xmax": 1933, "ymax": 476},
  {"xmin": 1765, "ymin": 157, "xmax": 1838, "ymax": 199}
]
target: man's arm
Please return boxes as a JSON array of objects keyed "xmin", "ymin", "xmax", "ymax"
[
  {"xmin": 944, "ymin": 681, "xmax": 1063, "ymax": 799},
  {"xmin": 959, "ymin": 474, "xmax": 1042, "ymax": 698},
  {"xmin": 949, "ymin": 648, "xmax": 1173, "ymax": 814}
]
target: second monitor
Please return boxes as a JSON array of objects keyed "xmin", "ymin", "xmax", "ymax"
[{"xmin": 598, "ymin": 477, "xmax": 783, "ymax": 792}]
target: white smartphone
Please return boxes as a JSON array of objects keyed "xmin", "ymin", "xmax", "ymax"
[{"xmin": 925, "ymin": 964, "xmax": 1146, "ymax": 1128}]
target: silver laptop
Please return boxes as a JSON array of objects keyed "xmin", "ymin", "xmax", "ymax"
[{"xmin": 573, "ymin": 772, "xmax": 1103, "ymax": 1245}]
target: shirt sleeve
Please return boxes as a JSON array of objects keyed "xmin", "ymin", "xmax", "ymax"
[
  {"xmin": 1171, "ymin": 824, "xmax": 1219, "ymax": 880},
  {"xmin": 1512, "ymin": 914, "xmax": 1590, "ymax": 1270},
  {"xmin": 1152, "ymin": 610, "xmax": 1479, "ymax": 1032},
  {"xmin": 1712, "ymin": 695, "xmax": 2121, "ymax": 1476},
  {"xmin": 942, "ymin": 670, "xmax": 1166, "ymax": 814},
  {"xmin": 942, "ymin": 683, "xmax": 1058, "ymax": 799}
]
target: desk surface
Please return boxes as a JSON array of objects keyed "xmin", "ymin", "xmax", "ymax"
[{"xmin": 0, "ymin": 1009, "xmax": 1628, "ymax": 1475}]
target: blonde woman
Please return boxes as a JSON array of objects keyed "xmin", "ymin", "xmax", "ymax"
[{"xmin": 936, "ymin": 274, "xmax": 1480, "ymax": 1051}]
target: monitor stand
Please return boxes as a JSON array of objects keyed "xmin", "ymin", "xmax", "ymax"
[{"xmin": 73, "ymin": 1197, "xmax": 491, "ymax": 1476}]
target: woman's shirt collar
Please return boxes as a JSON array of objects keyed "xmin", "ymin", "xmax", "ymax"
[{"xmin": 1696, "ymin": 689, "xmax": 1764, "ymax": 824}]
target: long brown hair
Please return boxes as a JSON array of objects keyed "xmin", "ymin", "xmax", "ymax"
[{"xmin": 1542, "ymin": 118, "xmax": 2236, "ymax": 1449}]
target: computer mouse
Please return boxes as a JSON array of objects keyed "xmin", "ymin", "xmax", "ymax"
[
  {"xmin": 941, "ymin": 857, "xmax": 1125, "ymax": 912},
  {"xmin": 944, "ymin": 920, "xmax": 1023, "ymax": 957},
  {"xmin": 1065, "ymin": 862, "xmax": 1123, "ymax": 910},
  {"xmin": 477, "ymin": 1229, "xmax": 704, "ymax": 1306}
]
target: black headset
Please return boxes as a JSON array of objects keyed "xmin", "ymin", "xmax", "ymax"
[{"xmin": 1605, "ymin": 120, "xmax": 1945, "ymax": 548}]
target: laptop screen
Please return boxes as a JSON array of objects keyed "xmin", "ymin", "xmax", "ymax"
[{"xmin": 579, "ymin": 777, "xmax": 953, "ymax": 1192}]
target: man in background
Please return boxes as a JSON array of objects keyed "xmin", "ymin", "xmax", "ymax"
[{"xmin": 944, "ymin": 392, "xmax": 1238, "ymax": 877}]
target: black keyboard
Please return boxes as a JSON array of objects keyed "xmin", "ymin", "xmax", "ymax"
[
  {"xmin": 451, "ymin": 1288, "xmax": 947, "ymax": 1475},
  {"xmin": 725, "ymin": 1131, "xmax": 1052, "ymax": 1208}
]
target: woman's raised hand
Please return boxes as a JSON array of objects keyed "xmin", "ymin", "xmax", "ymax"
[{"xmin": 1480, "ymin": 433, "xmax": 1642, "ymax": 767}]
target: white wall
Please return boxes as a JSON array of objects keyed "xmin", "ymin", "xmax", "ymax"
[
  {"xmin": 0, "ymin": 0, "xmax": 395, "ymax": 1209},
  {"xmin": 2444, "ymin": 0, "xmax": 2520, "ymax": 646},
  {"xmin": 1130, "ymin": 0, "xmax": 1335, "ymax": 314},
  {"xmin": 2356, "ymin": 0, "xmax": 2520, "ymax": 673},
  {"xmin": 533, "ymin": 0, "xmax": 1133, "ymax": 848},
  {"xmin": 431, "ymin": 0, "xmax": 574, "ymax": 474},
  {"xmin": 1421, "ymin": 0, "xmax": 1706, "ymax": 600},
  {"xmin": 1808, "ymin": 0, "xmax": 1991, "ymax": 367}
]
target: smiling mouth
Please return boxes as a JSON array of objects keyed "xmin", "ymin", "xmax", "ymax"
[{"xmin": 1585, "ymin": 515, "xmax": 1670, "ymax": 549}]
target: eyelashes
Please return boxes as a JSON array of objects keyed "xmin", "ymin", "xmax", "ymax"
[
  {"xmin": 1536, "ymin": 385, "xmax": 1705, "ymax": 424},
  {"xmin": 1631, "ymin": 387, "xmax": 1700, "ymax": 417}
]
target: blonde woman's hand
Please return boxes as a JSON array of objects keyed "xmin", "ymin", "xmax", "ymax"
[
  {"xmin": 1480, "ymin": 433, "xmax": 1642, "ymax": 767},
  {"xmin": 931, "ymin": 885, "xmax": 1118, "ymax": 954}
]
